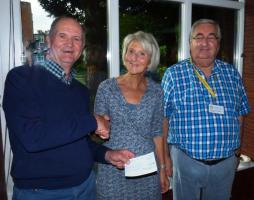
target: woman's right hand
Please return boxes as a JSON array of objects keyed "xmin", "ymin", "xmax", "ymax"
[
  {"xmin": 165, "ymin": 155, "xmax": 173, "ymax": 177},
  {"xmin": 94, "ymin": 114, "xmax": 110, "ymax": 139},
  {"xmin": 160, "ymin": 168, "xmax": 170, "ymax": 193}
]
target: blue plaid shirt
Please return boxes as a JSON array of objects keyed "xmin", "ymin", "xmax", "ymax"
[
  {"xmin": 161, "ymin": 58, "xmax": 250, "ymax": 159},
  {"xmin": 41, "ymin": 59, "xmax": 76, "ymax": 85}
]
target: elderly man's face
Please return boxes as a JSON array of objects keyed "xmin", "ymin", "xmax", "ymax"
[
  {"xmin": 47, "ymin": 18, "xmax": 84, "ymax": 71},
  {"xmin": 190, "ymin": 23, "xmax": 220, "ymax": 68}
]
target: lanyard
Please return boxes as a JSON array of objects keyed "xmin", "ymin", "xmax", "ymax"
[{"xmin": 193, "ymin": 68, "xmax": 216, "ymax": 97}]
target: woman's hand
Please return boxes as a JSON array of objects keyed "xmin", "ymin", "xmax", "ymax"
[
  {"xmin": 160, "ymin": 168, "xmax": 170, "ymax": 194},
  {"xmin": 164, "ymin": 155, "xmax": 173, "ymax": 177},
  {"xmin": 94, "ymin": 114, "xmax": 110, "ymax": 139}
]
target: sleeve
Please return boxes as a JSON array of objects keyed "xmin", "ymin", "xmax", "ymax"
[
  {"xmin": 236, "ymin": 70, "xmax": 251, "ymax": 116},
  {"xmin": 87, "ymin": 137, "xmax": 110, "ymax": 164},
  {"xmin": 161, "ymin": 68, "xmax": 174, "ymax": 118},
  {"xmin": 2, "ymin": 68, "xmax": 97, "ymax": 152},
  {"xmin": 94, "ymin": 80, "xmax": 109, "ymax": 116},
  {"xmin": 151, "ymin": 86, "xmax": 164, "ymax": 137}
]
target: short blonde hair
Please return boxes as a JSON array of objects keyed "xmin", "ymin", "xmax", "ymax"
[{"xmin": 122, "ymin": 31, "xmax": 160, "ymax": 72}]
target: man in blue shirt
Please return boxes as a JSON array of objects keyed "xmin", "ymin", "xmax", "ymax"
[
  {"xmin": 162, "ymin": 19, "xmax": 250, "ymax": 200},
  {"xmin": 3, "ymin": 16, "xmax": 134, "ymax": 200}
]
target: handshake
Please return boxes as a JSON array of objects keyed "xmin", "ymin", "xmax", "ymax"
[{"xmin": 94, "ymin": 114, "xmax": 135, "ymax": 169}]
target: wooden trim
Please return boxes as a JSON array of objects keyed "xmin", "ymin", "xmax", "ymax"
[{"xmin": 241, "ymin": 0, "xmax": 254, "ymax": 160}]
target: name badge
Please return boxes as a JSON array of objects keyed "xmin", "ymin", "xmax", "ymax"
[{"xmin": 209, "ymin": 104, "xmax": 224, "ymax": 115}]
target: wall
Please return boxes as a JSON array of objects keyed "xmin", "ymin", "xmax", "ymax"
[
  {"xmin": 21, "ymin": 2, "xmax": 33, "ymax": 46},
  {"xmin": 241, "ymin": 0, "xmax": 254, "ymax": 159}
]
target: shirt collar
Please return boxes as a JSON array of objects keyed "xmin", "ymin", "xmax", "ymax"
[
  {"xmin": 42, "ymin": 59, "xmax": 76, "ymax": 85},
  {"xmin": 189, "ymin": 58, "xmax": 221, "ymax": 77}
]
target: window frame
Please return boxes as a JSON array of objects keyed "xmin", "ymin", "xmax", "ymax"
[{"xmin": 108, "ymin": 0, "xmax": 245, "ymax": 76}]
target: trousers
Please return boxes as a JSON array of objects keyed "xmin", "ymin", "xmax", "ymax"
[
  {"xmin": 170, "ymin": 146, "xmax": 237, "ymax": 200},
  {"xmin": 12, "ymin": 171, "xmax": 96, "ymax": 200}
]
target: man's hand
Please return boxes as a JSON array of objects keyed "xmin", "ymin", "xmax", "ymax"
[
  {"xmin": 94, "ymin": 114, "xmax": 110, "ymax": 139},
  {"xmin": 105, "ymin": 150, "xmax": 135, "ymax": 169}
]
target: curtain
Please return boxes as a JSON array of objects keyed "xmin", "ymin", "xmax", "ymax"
[{"xmin": 0, "ymin": 0, "xmax": 23, "ymax": 199}]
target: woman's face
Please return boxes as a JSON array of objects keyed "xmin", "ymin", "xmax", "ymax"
[{"xmin": 124, "ymin": 41, "xmax": 151, "ymax": 75}]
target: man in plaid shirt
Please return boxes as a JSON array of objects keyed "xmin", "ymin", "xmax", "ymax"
[{"xmin": 162, "ymin": 19, "xmax": 250, "ymax": 200}]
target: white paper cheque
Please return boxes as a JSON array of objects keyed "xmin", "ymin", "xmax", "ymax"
[{"xmin": 125, "ymin": 152, "xmax": 157, "ymax": 177}]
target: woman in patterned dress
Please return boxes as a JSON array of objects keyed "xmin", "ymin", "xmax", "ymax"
[{"xmin": 94, "ymin": 31, "xmax": 169, "ymax": 200}]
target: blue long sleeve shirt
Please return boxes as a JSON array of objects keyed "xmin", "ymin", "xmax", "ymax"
[{"xmin": 3, "ymin": 65, "xmax": 109, "ymax": 189}]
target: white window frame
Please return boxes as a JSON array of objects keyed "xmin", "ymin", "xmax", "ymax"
[{"xmin": 1, "ymin": 1, "xmax": 23, "ymax": 199}]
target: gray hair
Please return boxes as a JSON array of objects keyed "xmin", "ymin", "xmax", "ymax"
[
  {"xmin": 189, "ymin": 19, "xmax": 221, "ymax": 43},
  {"xmin": 122, "ymin": 31, "xmax": 160, "ymax": 71}
]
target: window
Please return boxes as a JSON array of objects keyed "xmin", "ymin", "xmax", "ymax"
[
  {"xmin": 119, "ymin": 0, "xmax": 181, "ymax": 81},
  {"xmin": 20, "ymin": 0, "xmax": 108, "ymax": 104},
  {"xmin": 109, "ymin": 0, "xmax": 245, "ymax": 78},
  {"xmin": 192, "ymin": 4, "xmax": 236, "ymax": 64}
]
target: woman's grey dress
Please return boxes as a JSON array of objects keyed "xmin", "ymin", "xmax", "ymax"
[{"xmin": 94, "ymin": 78, "xmax": 164, "ymax": 200}]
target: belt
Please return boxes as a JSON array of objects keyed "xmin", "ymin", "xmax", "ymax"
[
  {"xmin": 195, "ymin": 157, "xmax": 228, "ymax": 165},
  {"xmin": 177, "ymin": 147, "xmax": 229, "ymax": 166}
]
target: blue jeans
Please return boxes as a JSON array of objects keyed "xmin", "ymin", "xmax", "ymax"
[
  {"xmin": 12, "ymin": 171, "xmax": 96, "ymax": 200},
  {"xmin": 170, "ymin": 146, "xmax": 237, "ymax": 200}
]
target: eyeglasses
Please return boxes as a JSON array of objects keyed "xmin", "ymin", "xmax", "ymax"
[
  {"xmin": 192, "ymin": 35, "xmax": 219, "ymax": 43},
  {"xmin": 126, "ymin": 49, "xmax": 148, "ymax": 60}
]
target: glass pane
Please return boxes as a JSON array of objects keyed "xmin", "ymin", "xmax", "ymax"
[
  {"xmin": 119, "ymin": 0, "xmax": 181, "ymax": 82},
  {"xmin": 192, "ymin": 5, "xmax": 236, "ymax": 64},
  {"xmin": 20, "ymin": 0, "xmax": 108, "ymax": 106}
]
